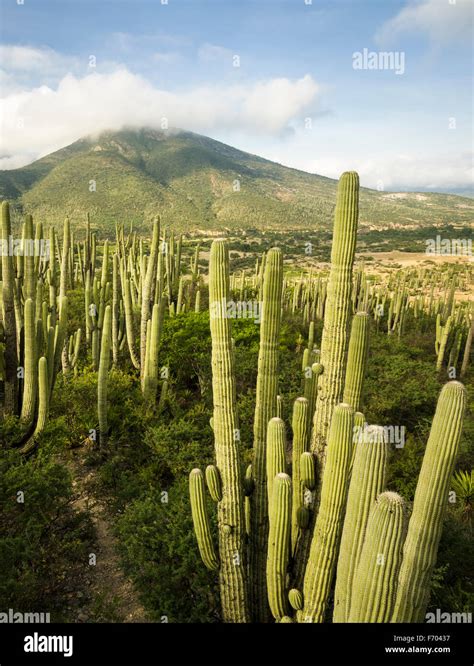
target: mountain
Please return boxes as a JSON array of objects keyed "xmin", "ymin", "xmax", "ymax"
[{"xmin": 1, "ymin": 128, "xmax": 472, "ymax": 234}]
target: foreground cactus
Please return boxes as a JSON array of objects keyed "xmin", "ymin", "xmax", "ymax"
[
  {"xmin": 250, "ymin": 247, "xmax": 283, "ymax": 621},
  {"xmin": 333, "ymin": 425, "xmax": 389, "ymax": 622},
  {"xmin": 207, "ymin": 240, "xmax": 249, "ymax": 622},
  {"xmin": 266, "ymin": 473, "xmax": 292, "ymax": 621},
  {"xmin": 392, "ymin": 381, "xmax": 466, "ymax": 622},
  {"xmin": 311, "ymin": 172, "xmax": 360, "ymax": 466},
  {"xmin": 348, "ymin": 492, "xmax": 406, "ymax": 622},
  {"xmin": 301, "ymin": 403, "xmax": 354, "ymax": 623}
]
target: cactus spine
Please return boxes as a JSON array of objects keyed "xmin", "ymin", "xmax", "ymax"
[
  {"xmin": 250, "ymin": 247, "xmax": 283, "ymax": 621},
  {"xmin": 392, "ymin": 381, "xmax": 466, "ymax": 622}
]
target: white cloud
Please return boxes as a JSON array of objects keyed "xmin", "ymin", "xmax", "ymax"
[
  {"xmin": 375, "ymin": 0, "xmax": 473, "ymax": 45},
  {"xmin": 198, "ymin": 43, "xmax": 234, "ymax": 62},
  {"xmin": 301, "ymin": 151, "xmax": 474, "ymax": 191},
  {"xmin": 0, "ymin": 45, "xmax": 81, "ymax": 79},
  {"xmin": 0, "ymin": 68, "xmax": 319, "ymax": 168}
]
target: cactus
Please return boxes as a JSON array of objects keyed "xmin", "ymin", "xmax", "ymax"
[
  {"xmin": 342, "ymin": 311, "xmax": 369, "ymax": 412},
  {"xmin": 98, "ymin": 305, "xmax": 111, "ymax": 443},
  {"xmin": 250, "ymin": 247, "xmax": 283, "ymax": 621},
  {"xmin": 392, "ymin": 381, "xmax": 466, "ymax": 622},
  {"xmin": 301, "ymin": 403, "xmax": 354, "ymax": 623},
  {"xmin": 143, "ymin": 301, "xmax": 164, "ymax": 403},
  {"xmin": 348, "ymin": 492, "xmax": 406, "ymax": 622},
  {"xmin": 288, "ymin": 588, "xmax": 303, "ymax": 611},
  {"xmin": 266, "ymin": 417, "xmax": 287, "ymax": 505},
  {"xmin": 207, "ymin": 240, "xmax": 249, "ymax": 622},
  {"xmin": 311, "ymin": 173, "xmax": 359, "ymax": 467},
  {"xmin": 206, "ymin": 465, "xmax": 223, "ymax": 502},
  {"xmin": 1, "ymin": 202, "xmax": 18, "ymax": 413},
  {"xmin": 333, "ymin": 425, "xmax": 389, "ymax": 622},
  {"xmin": 20, "ymin": 356, "xmax": 49, "ymax": 455},
  {"xmin": 266, "ymin": 473, "xmax": 292, "ymax": 621},
  {"xmin": 189, "ymin": 469, "xmax": 219, "ymax": 571},
  {"xmin": 140, "ymin": 218, "xmax": 160, "ymax": 383},
  {"xmin": 290, "ymin": 397, "xmax": 309, "ymax": 553},
  {"xmin": 20, "ymin": 298, "xmax": 37, "ymax": 425},
  {"xmin": 300, "ymin": 452, "xmax": 316, "ymax": 491}
]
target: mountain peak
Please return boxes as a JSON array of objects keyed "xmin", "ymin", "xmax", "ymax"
[{"xmin": 1, "ymin": 127, "xmax": 472, "ymax": 233}]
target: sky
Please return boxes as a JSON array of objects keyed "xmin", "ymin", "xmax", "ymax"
[{"xmin": 0, "ymin": 0, "xmax": 472, "ymax": 192}]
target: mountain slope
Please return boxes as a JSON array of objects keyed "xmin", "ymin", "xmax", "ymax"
[{"xmin": 1, "ymin": 128, "xmax": 472, "ymax": 233}]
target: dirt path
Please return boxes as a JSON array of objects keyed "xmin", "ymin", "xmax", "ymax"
[{"xmin": 67, "ymin": 450, "xmax": 148, "ymax": 623}]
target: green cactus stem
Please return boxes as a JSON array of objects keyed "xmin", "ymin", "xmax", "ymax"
[
  {"xmin": 250, "ymin": 247, "xmax": 283, "ymax": 622},
  {"xmin": 301, "ymin": 403, "xmax": 354, "ymax": 623},
  {"xmin": 266, "ymin": 473, "xmax": 292, "ymax": 621},
  {"xmin": 333, "ymin": 425, "xmax": 389, "ymax": 622},
  {"xmin": 189, "ymin": 468, "xmax": 219, "ymax": 571},
  {"xmin": 98, "ymin": 305, "xmax": 111, "ymax": 443},
  {"xmin": 392, "ymin": 381, "xmax": 466, "ymax": 622},
  {"xmin": 348, "ymin": 492, "xmax": 407, "ymax": 622},
  {"xmin": 208, "ymin": 239, "xmax": 249, "ymax": 622},
  {"xmin": 342, "ymin": 311, "xmax": 370, "ymax": 412}
]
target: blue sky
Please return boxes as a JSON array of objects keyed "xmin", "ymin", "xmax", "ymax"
[{"xmin": 0, "ymin": 0, "xmax": 472, "ymax": 192}]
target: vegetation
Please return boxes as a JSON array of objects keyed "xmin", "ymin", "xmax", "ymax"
[{"xmin": 0, "ymin": 166, "xmax": 472, "ymax": 624}]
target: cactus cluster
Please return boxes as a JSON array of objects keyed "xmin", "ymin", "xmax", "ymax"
[{"xmin": 188, "ymin": 172, "xmax": 468, "ymax": 626}]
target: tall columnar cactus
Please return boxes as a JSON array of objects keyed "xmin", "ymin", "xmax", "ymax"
[
  {"xmin": 250, "ymin": 247, "xmax": 283, "ymax": 622},
  {"xmin": 20, "ymin": 298, "xmax": 37, "ymax": 425},
  {"xmin": 140, "ymin": 218, "xmax": 160, "ymax": 384},
  {"xmin": 266, "ymin": 417, "xmax": 287, "ymax": 505},
  {"xmin": 1, "ymin": 202, "xmax": 18, "ymax": 414},
  {"xmin": 250, "ymin": 248, "xmax": 283, "ymax": 622},
  {"xmin": 189, "ymin": 469, "xmax": 219, "ymax": 570},
  {"xmin": 266, "ymin": 473, "xmax": 292, "ymax": 621},
  {"xmin": 207, "ymin": 240, "xmax": 249, "ymax": 622},
  {"xmin": 436, "ymin": 315, "xmax": 452, "ymax": 371},
  {"xmin": 342, "ymin": 311, "xmax": 370, "ymax": 412},
  {"xmin": 348, "ymin": 492, "xmax": 406, "ymax": 622},
  {"xmin": 460, "ymin": 307, "xmax": 473, "ymax": 378},
  {"xmin": 98, "ymin": 305, "xmax": 111, "ymax": 443},
  {"xmin": 20, "ymin": 356, "xmax": 49, "ymax": 455},
  {"xmin": 143, "ymin": 301, "xmax": 164, "ymax": 403},
  {"xmin": 392, "ymin": 381, "xmax": 466, "ymax": 622},
  {"xmin": 301, "ymin": 403, "xmax": 354, "ymax": 623},
  {"xmin": 311, "ymin": 172, "xmax": 359, "ymax": 469},
  {"xmin": 333, "ymin": 425, "xmax": 389, "ymax": 622},
  {"xmin": 291, "ymin": 397, "xmax": 309, "ymax": 554}
]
